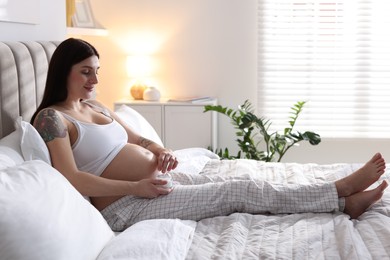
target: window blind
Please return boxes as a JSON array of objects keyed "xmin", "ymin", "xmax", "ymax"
[{"xmin": 257, "ymin": 0, "xmax": 390, "ymax": 138}]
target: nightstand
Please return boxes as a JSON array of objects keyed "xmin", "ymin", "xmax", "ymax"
[{"xmin": 114, "ymin": 98, "xmax": 218, "ymax": 150}]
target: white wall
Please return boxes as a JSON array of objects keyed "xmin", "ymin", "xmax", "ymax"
[
  {"xmin": 0, "ymin": 0, "xmax": 66, "ymax": 41},
  {"xmin": 81, "ymin": 0, "xmax": 390, "ymax": 164},
  {"xmin": 79, "ymin": 0, "xmax": 258, "ymax": 160}
]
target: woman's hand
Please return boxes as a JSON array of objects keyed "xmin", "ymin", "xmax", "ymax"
[
  {"xmin": 156, "ymin": 148, "xmax": 178, "ymax": 173},
  {"xmin": 133, "ymin": 178, "xmax": 172, "ymax": 198}
]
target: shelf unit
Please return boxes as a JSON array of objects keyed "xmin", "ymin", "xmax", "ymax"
[
  {"xmin": 114, "ymin": 98, "xmax": 218, "ymax": 150},
  {"xmin": 66, "ymin": 27, "xmax": 108, "ymax": 36}
]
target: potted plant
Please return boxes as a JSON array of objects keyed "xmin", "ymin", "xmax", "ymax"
[{"xmin": 204, "ymin": 100, "xmax": 321, "ymax": 162}]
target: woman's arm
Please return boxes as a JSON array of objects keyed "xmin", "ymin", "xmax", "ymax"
[
  {"xmin": 114, "ymin": 113, "xmax": 179, "ymax": 172},
  {"xmin": 33, "ymin": 108, "xmax": 170, "ymax": 198}
]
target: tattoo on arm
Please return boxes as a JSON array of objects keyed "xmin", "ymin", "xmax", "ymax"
[
  {"xmin": 139, "ymin": 137, "xmax": 154, "ymax": 148},
  {"xmin": 34, "ymin": 109, "xmax": 67, "ymax": 143}
]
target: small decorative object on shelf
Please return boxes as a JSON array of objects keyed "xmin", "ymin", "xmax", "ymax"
[
  {"xmin": 66, "ymin": 0, "xmax": 108, "ymax": 36},
  {"xmin": 130, "ymin": 83, "xmax": 147, "ymax": 100},
  {"xmin": 143, "ymin": 86, "xmax": 161, "ymax": 101},
  {"xmin": 72, "ymin": 0, "xmax": 95, "ymax": 28},
  {"xmin": 66, "ymin": 0, "xmax": 76, "ymax": 27}
]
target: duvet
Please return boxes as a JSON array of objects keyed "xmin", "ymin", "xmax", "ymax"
[{"xmin": 185, "ymin": 159, "xmax": 390, "ymax": 260}]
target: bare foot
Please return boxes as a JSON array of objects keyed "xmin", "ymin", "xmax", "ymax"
[
  {"xmin": 335, "ymin": 153, "xmax": 386, "ymax": 197},
  {"xmin": 344, "ymin": 180, "xmax": 388, "ymax": 219}
]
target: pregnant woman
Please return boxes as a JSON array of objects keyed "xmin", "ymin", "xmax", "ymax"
[{"xmin": 31, "ymin": 38, "xmax": 388, "ymax": 231}]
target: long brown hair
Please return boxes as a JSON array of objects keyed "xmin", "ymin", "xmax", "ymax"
[{"xmin": 30, "ymin": 38, "xmax": 99, "ymax": 123}]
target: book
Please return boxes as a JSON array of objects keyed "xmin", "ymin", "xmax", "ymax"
[{"xmin": 167, "ymin": 96, "xmax": 213, "ymax": 103}]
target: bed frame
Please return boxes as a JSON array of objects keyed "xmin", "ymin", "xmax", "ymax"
[{"xmin": 0, "ymin": 41, "xmax": 59, "ymax": 138}]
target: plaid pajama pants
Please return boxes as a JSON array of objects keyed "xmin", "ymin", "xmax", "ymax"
[{"xmin": 100, "ymin": 172, "xmax": 343, "ymax": 232}]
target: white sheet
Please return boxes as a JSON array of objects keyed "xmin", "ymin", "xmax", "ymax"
[
  {"xmin": 173, "ymin": 148, "xmax": 219, "ymax": 175},
  {"xmin": 100, "ymin": 156, "xmax": 390, "ymax": 259},
  {"xmin": 185, "ymin": 159, "xmax": 390, "ymax": 259},
  {"xmin": 97, "ymin": 219, "xmax": 196, "ymax": 260}
]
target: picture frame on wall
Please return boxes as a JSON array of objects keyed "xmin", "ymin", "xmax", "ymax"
[
  {"xmin": 0, "ymin": 0, "xmax": 39, "ymax": 24},
  {"xmin": 72, "ymin": 0, "xmax": 95, "ymax": 28}
]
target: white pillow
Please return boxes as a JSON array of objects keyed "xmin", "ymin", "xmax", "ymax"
[
  {"xmin": 115, "ymin": 105, "xmax": 164, "ymax": 147},
  {"xmin": 15, "ymin": 117, "xmax": 51, "ymax": 164},
  {"xmin": 0, "ymin": 130, "xmax": 24, "ymax": 169},
  {"xmin": 97, "ymin": 219, "xmax": 195, "ymax": 260},
  {"xmin": 0, "ymin": 160, "xmax": 114, "ymax": 260},
  {"xmin": 173, "ymin": 148, "xmax": 220, "ymax": 175}
]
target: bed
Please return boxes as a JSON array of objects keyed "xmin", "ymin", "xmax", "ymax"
[{"xmin": 0, "ymin": 41, "xmax": 390, "ymax": 260}]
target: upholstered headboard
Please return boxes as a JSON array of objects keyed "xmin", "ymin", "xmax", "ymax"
[{"xmin": 0, "ymin": 41, "xmax": 59, "ymax": 138}]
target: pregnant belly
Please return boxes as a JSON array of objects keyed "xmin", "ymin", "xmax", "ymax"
[{"xmin": 91, "ymin": 143, "xmax": 159, "ymax": 211}]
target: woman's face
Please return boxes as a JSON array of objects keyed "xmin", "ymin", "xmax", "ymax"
[{"xmin": 67, "ymin": 55, "xmax": 100, "ymax": 100}]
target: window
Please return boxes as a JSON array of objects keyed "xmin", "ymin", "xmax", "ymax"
[{"xmin": 257, "ymin": 0, "xmax": 390, "ymax": 138}]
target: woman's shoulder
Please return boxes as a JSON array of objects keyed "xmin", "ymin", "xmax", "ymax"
[
  {"xmin": 34, "ymin": 107, "xmax": 63, "ymax": 120},
  {"xmin": 33, "ymin": 107, "xmax": 67, "ymax": 142},
  {"xmin": 33, "ymin": 107, "xmax": 68, "ymax": 127}
]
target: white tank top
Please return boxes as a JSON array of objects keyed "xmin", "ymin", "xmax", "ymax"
[{"xmin": 60, "ymin": 103, "xmax": 128, "ymax": 176}]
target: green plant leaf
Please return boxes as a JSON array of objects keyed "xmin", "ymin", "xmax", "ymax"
[{"xmin": 205, "ymin": 100, "xmax": 320, "ymax": 162}]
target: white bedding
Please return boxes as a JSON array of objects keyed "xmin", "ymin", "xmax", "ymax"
[
  {"xmin": 98, "ymin": 219, "xmax": 196, "ymax": 260},
  {"xmin": 103, "ymin": 156, "xmax": 390, "ymax": 259},
  {"xmin": 1, "ymin": 117, "xmax": 390, "ymax": 259},
  {"xmin": 0, "ymin": 122, "xmax": 205, "ymax": 260},
  {"xmin": 185, "ymin": 160, "xmax": 390, "ymax": 259}
]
